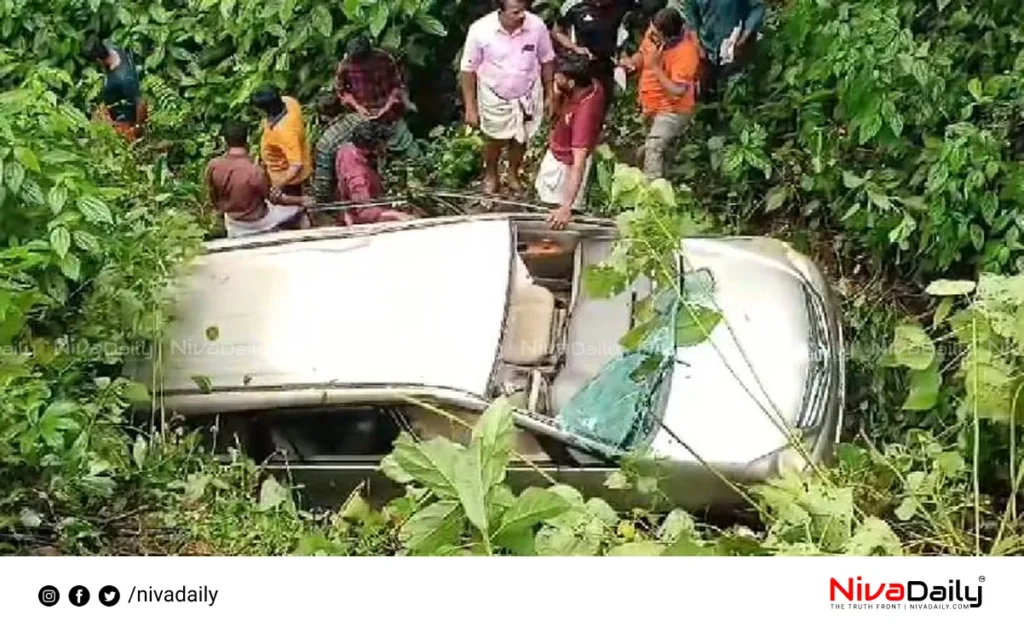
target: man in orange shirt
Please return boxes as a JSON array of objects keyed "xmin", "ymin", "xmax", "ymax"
[
  {"xmin": 251, "ymin": 86, "xmax": 313, "ymax": 196},
  {"xmin": 619, "ymin": 7, "xmax": 700, "ymax": 179}
]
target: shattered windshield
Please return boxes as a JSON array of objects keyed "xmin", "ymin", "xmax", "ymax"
[{"xmin": 557, "ymin": 288, "xmax": 678, "ymax": 456}]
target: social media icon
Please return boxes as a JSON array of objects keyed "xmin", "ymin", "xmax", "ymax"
[
  {"xmin": 38, "ymin": 585, "xmax": 60, "ymax": 607},
  {"xmin": 99, "ymin": 585, "xmax": 120, "ymax": 606},
  {"xmin": 69, "ymin": 585, "xmax": 90, "ymax": 607}
]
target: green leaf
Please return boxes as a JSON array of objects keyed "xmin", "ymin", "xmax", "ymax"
[
  {"xmin": 400, "ymin": 500, "xmax": 464, "ymax": 554},
  {"xmin": 5, "ymin": 160, "xmax": 25, "ymax": 193},
  {"xmin": 648, "ymin": 179, "xmax": 676, "ymax": 208},
  {"xmin": 859, "ymin": 112, "xmax": 883, "ymax": 143},
  {"xmin": 369, "ymin": 3, "xmax": 390, "ymax": 38},
  {"xmin": 492, "ymin": 487, "xmax": 572, "ymax": 542},
  {"xmin": 58, "ymin": 253, "xmax": 81, "ymax": 281},
  {"xmin": 205, "ymin": 325, "xmax": 220, "ymax": 341},
  {"xmin": 611, "ymin": 164, "xmax": 644, "ymax": 203},
  {"xmin": 72, "ymin": 230, "xmax": 100, "ymax": 254},
  {"xmin": 47, "ymin": 185, "xmax": 68, "ymax": 214},
  {"xmin": 379, "ymin": 453, "xmax": 414, "ymax": 484},
  {"xmin": 416, "ymin": 13, "xmax": 447, "ymax": 37},
  {"xmin": 13, "ymin": 146, "xmax": 40, "ymax": 172},
  {"xmin": 391, "ymin": 432, "xmax": 461, "ymax": 498},
  {"xmin": 123, "ymin": 381, "xmax": 151, "ymax": 404},
  {"xmin": 619, "ymin": 317, "xmax": 658, "ymax": 351},
  {"xmin": 764, "ymin": 185, "xmax": 789, "ymax": 211},
  {"xmin": 866, "ymin": 185, "xmax": 891, "ymax": 210},
  {"xmin": 311, "ymin": 4, "xmax": 333, "ymax": 38},
  {"xmin": 844, "ymin": 517, "xmax": 903, "ymax": 556},
  {"xmin": 607, "ymin": 541, "xmax": 666, "ymax": 556},
  {"xmin": 78, "ymin": 195, "xmax": 113, "ymax": 224},
  {"xmin": 473, "ymin": 396, "xmax": 514, "ymax": 490},
  {"xmin": 342, "ymin": 0, "xmax": 361, "ymax": 20},
  {"xmin": 661, "ymin": 533, "xmax": 714, "ymax": 556},
  {"xmin": 49, "ymin": 227, "xmax": 71, "ymax": 259},
  {"xmin": 603, "ymin": 470, "xmax": 630, "ymax": 490},
  {"xmin": 925, "ymin": 279, "xmax": 976, "ymax": 296},
  {"xmin": 190, "ymin": 374, "xmax": 213, "ymax": 393},
  {"xmin": 890, "ymin": 324, "xmax": 935, "ymax": 370},
  {"xmin": 258, "ymin": 476, "xmax": 292, "ymax": 511},
  {"xmin": 902, "ymin": 365, "xmax": 941, "ymax": 411},
  {"xmin": 183, "ymin": 474, "xmax": 210, "ymax": 503},
  {"xmin": 675, "ymin": 304, "xmax": 722, "ymax": 346},
  {"xmin": 967, "ymin": 77, "xmax": 983, "ymax": 101},
  {"xmin": 657, "ymin": 509, "xmax": 696, "ymax": 542},
  {"xmin": 933, "ymin": 297, "xmax": 954, "ymax": 329},
  {"xmin": 453, "ymin": 441, "xmax": 489, "ymax": 536},
  {"xmin": 894, "ymin": 496, "xmax": 917, "ymax": 521},
  {"xmin": 584, "ymin": 497, "xmax": 619, "ymax": 526},
  {"xmin": 934, "ymin": 451, "xmax": 965, "ymax": 476},
  {"xmin": 340, "ymin": 490, "xmax": 371, "ymax": 523}
]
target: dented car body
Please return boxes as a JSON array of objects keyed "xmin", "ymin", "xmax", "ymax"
[{"xmin": 126, "ymin": 195, "xmax": 845, "ymax": 512}]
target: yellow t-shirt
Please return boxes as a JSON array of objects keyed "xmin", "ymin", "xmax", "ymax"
[{"xmin": 259, "ymin": 96, "xmax": 312, "ymax": 187}]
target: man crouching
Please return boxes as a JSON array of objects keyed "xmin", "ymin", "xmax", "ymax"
[
  {"xmin": 205, "ymin": 121, "xmax": 313, "ymax": 238},
  {"xmin": 535, "ymin": 54, "xmax": 606, "ymax": 229}
]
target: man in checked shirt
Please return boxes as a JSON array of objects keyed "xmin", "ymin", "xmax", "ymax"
[{"xmin": 334, "ymin": 36, "xmax": 420, "ymax": 160}]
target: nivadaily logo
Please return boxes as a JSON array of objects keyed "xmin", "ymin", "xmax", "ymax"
[{"xmin": 829, "ymin": 576, "xmax": 984, "ymax": 610}]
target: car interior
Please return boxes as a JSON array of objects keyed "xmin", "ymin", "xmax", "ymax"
[{"xmin": 494, "ymin": 220, "xmax": 652, "ymax": 422}]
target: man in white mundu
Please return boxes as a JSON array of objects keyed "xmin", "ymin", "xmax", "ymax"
[{"xmin": 459, "ymin": 0, "xmax": 556, "ymax": 195}]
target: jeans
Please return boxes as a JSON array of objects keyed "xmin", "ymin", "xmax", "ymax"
[{"xmin": 642, "ymin": 112, "xmax": 690, "ymax": 180}]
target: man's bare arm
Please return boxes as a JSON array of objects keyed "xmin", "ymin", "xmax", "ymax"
[{"xmin": 460, "ymin": 71, "xmax": 479, "ymax": 126}]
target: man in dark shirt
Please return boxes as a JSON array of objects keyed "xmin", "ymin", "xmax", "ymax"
[
  {"xmin": 84, "ymin": 38, "xmax": 147, "ymax": 141},
  {"xmin": 552, "ymin": 0, "xmax": 635, "ymax": 113},
  {"xmin": 205, "ymin": 120, "xmax": 313, "ymax": 238},
  {"xmin": 334, "ymin": 36, "xmax": 419, "ymax": 157}
]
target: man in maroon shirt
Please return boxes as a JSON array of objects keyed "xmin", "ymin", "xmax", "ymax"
[
  {"xmin": 205, "ymin": 120, "xmax": 313, "ymax": 238},
  {"xmin": 534, "ymin": 53, "xmax": 606, "ymax": 229},
  {"xmin": 334, "ymin": 120, "xmax": 414, "ymax": 226}
]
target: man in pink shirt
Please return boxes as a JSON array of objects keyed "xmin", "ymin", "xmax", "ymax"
[{"xmin": 460, "ymin": 0, "xmax": 556, "ymax": 195}]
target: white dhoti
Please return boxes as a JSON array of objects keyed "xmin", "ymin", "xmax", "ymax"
[
  {"xmin": 478, "ymin": 79, "xmax": 544, "ymax": 145},
  {"xmin": 224, "ymin": 202, "xmax": 302, "ymax": 238},
  {"xmin": 534, "ymin": 149, "xmax": 593, "ymax": 211}
]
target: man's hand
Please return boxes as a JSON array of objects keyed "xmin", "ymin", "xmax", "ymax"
[
  {"xmin": 651, "ymin": 44, "xmax": 664, "ymax": 66},
  {"xmin": 618, "ymin": 55, "xmax": 637, "ymax": 72},
  {"xmin": 575, "ymin": 45, "xmax": 594, "ymax": 59},
  {"xmin": 464, "ymin": 106, "xmax": 480, "ymax": 128},
  {"xmin": 300, "ymin": 196, "xmax": 315, "ymax": 208},
  {"xmin": 547, "ymin": 205, "xmax": 572, "ymax": 230}
]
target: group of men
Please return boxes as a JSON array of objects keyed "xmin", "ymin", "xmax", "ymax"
[
  {"xmin": 457, "ymin": 0, "xmax": 763, "ymax": 227},
  {"xmin": 205, "ymin": 35, "xmax": 423, "ymax": 237},
  {"xmin": 86, "ymin": 0, "xmax": 765, "ymax": 237}
]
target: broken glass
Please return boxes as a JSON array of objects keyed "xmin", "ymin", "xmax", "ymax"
[{"xmin": 557, "ymin": 288, "xmax": 678, "ymax": 456}]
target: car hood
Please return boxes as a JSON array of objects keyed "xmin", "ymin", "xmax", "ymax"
[{"xmin": 650, "ymin": 238, "xmax": 817, "ymax": 466}]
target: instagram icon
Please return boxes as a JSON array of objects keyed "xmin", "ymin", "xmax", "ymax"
[{"xmin": 38, "ymin": 585, "xmax": 60, "ymax": 607}]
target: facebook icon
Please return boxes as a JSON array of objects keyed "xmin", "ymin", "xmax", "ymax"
[{"xmin": 69, "ymin": 585, "xmax": 90, "ymax": 607}]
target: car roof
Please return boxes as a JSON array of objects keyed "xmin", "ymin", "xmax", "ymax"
[{"xmin": 129, "ymin": 216, "xmax": 517, "ymax": 399}]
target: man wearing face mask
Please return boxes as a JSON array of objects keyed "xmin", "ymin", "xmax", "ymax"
[
  {"xmin": 534, "ymin": 53, "xmax": 606, "ymax": 230},
  {"xmin": 460, "ymin": 0, "xmax": 556, "ymax": 195}
]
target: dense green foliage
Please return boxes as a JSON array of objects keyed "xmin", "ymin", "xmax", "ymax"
[
  {"xmin": 634, "ymin": 0, "xmax": 1024, "ymax": 278},
  {"xmin": 1, "ymin": 0, "xmax": 1022, "ymax": 556}
]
